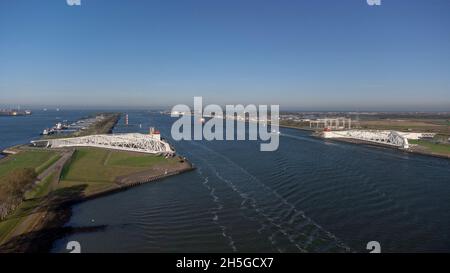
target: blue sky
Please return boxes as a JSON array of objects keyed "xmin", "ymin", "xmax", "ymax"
[{"xmin": 1, "ymin": 0, "xmax": 449, "ymax": 110}]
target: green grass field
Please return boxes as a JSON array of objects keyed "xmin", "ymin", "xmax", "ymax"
[
  {"xmin": 61, "ymin": 148, "xmax": 174, "ymax": 183},
  {"xmin": 0, "ymin": 147, "xmax": 180, "ymax": 244},
  {"xmin": 107, "ymin": 150, "xmax": 170, "ymax": 167},
  {"xmin": 409, "ymin": 140, "xmax": 450, "ymax": 155},
  {"xmin": 24, "ymin": 171, "xmax": 56, "ymax": 200},
  {"xmin": 0, "ymin": 150, "xmax": 59, "ymax": 181}
]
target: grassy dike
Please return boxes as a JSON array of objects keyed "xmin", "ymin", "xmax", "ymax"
[
  {"xmin": 408, "ymin": 139, "xmax": 450, "ymax": 158},
  {"xmin": 0, "ymin": 113, "xmax": 194, "ymax": 252},
  {"xmin": 0, "ymin": 150, "xmax": 59, "ymax": 178},
  {"xmin": 0, "ymin": 146, "xmax": 193, "ymax": 252},
  {"xmin": 58, "ymin": 147, "xmax": 190, "ymax": 196}
]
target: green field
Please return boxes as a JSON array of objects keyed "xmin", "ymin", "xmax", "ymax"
[
  {"xmin": 107, "ymin": 150, "xmax": 170, "ymax": 167},
  {"xmin": 0, "ymin": 170, "xmax": 57, "ymax": 243},
  {"xmin": 409, "ymin": 140, "xmax": 450, "ymax": 155},
  {"xmin": 61, "ymin": 148, "xmax": 174, "ymax": 183},
  {"xmin": 0, "ymin": 146, "xmax": 182, "ymax": 245},
  {"xmin": 0, "ymin": 150, "xmax": 59, "ymax": 180}
]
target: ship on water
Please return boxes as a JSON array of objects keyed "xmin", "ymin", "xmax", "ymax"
[{"xmin": 0, "ymin": 109, "xmax": 32, "ymax": 116}]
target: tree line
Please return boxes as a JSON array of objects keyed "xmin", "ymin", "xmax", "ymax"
[{"xmin": 0, "ymin": 168, "xmax": 37, "ymax": 220}]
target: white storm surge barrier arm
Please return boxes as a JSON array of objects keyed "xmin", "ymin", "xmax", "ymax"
[
  {"xmin": 387, "ymin": 131, "xmax": 409, "ymax": 149},
  {"xmin": 32, "ymin": 133, "xmax": 174, "ymax": 154},
  {"xmin": 330, "ymin": 130, "xmax": 409, "ymax": 149}
]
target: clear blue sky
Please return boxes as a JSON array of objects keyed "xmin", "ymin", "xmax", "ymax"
[{"xmin": 1, "ymin": 0, "xmax": 449, "ymax": 110}]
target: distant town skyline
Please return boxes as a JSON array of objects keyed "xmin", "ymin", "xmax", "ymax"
[{"xmin": 1, "ymin": 0, "xmax": 449, "ymax": 111}]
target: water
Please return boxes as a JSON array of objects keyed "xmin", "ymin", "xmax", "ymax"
[
  {"xmin": 2, "ymin": 111, "xmax": 450, "ymax": 252},
  {"xmin": 0, "ymin": 110, "xmax": 100, "ymax": 152}
]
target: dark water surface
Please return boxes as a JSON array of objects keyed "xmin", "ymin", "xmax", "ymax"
[
  {"xmin": 2, "ymin": 111, "xmax": 450, "ymax": 252},
  {"xmin": 0, "ymin": 110, "xmax": 98, "ymax": 150}
]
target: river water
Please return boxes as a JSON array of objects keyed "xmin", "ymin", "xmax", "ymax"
[{"xmin": 1, "ymin": 110, "xmax": 450, "ymax": 252}]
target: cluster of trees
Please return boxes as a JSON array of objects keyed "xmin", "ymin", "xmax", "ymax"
[{"xmin": 0, "ymin": 168, "xmax": 37, "ymax": 220}]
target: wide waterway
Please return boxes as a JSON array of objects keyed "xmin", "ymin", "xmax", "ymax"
[{"xmin": 1, "ymin": 110, "xmax": 450, "ymax": 252}]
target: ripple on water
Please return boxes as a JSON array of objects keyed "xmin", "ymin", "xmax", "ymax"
[{"xmin": 51, "ymin": 114, "xmax": 450, "ymax": 253}]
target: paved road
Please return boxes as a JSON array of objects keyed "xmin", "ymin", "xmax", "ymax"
[{"xmin": 36, "ymin": 149, "xmax": 74, "ymax": 183}]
